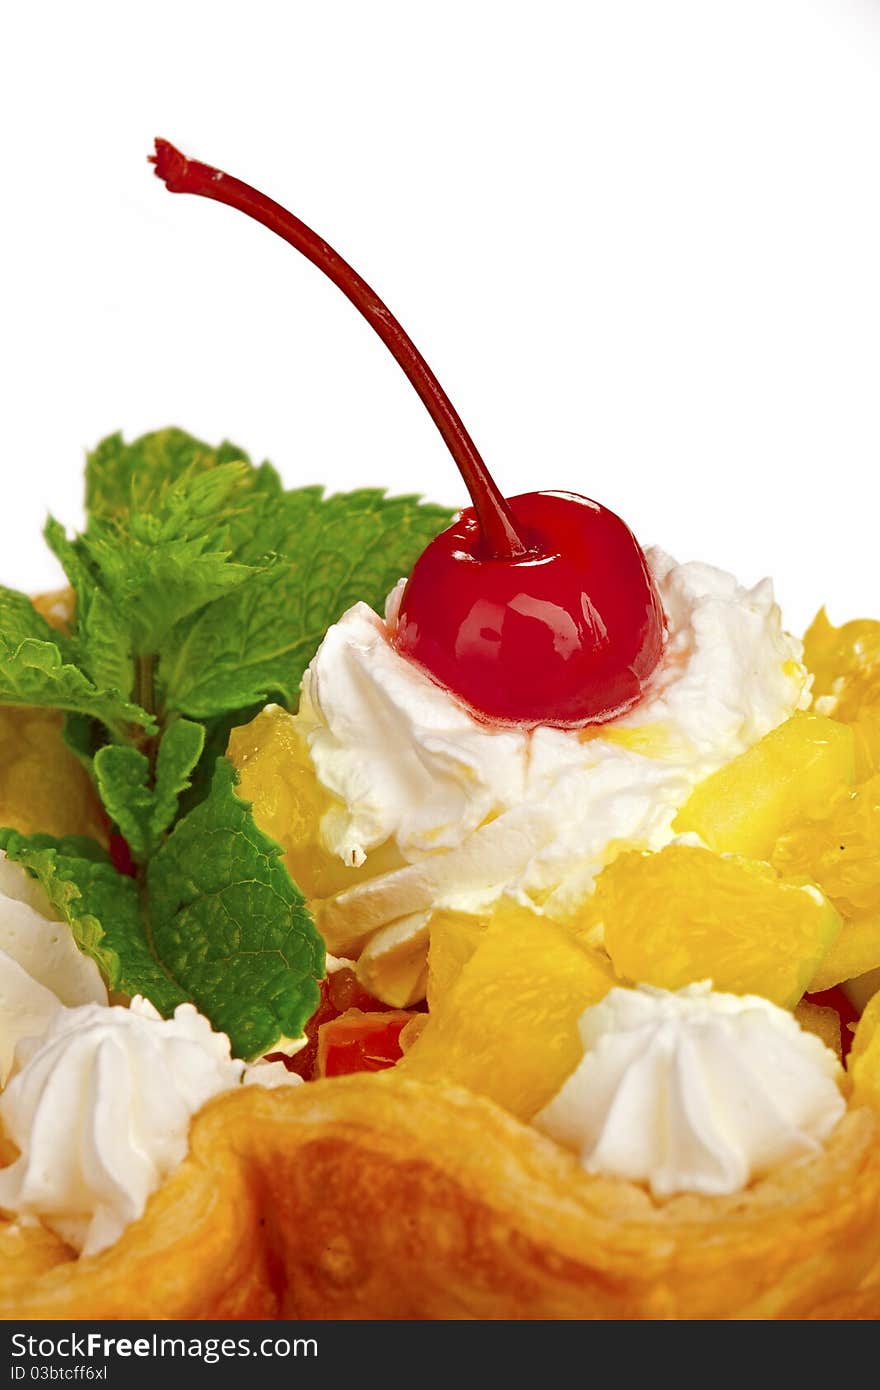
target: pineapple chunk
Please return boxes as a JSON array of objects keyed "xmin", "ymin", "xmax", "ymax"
[
  {"xmin": 804, "ymin": 610, "xmax": 880, "ymax": 778},
  {"xmin": 425, "ymin": 910, "xmax": 488, "ymax": 1011},
  {"xmin": 597, "ymin": 844, "xmax": 841, "ymax": 1009},
  {"xmin": 227, "ymin": 704, "xmax": 403, "ymax": 900},
  {"xmin": 399, "ymin": 902, "xmax": 614, "ymax": 1119},
  {"xmin": 803, "ymin": 609, "xmax": 880, "ymax": 705},
  {"xmin": 673, "ymin": 712, "xmax": 855, "ymax": 860},
  {"xmin": 808, "ymin": 915, "xmax": 880, "ymax": 993}
]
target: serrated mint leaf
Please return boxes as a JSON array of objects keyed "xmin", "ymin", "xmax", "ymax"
[
  {"xmin": 0, "ymin": 587, "xmax": 153, "ymax": 735},
  {"xmin": 152, "ymin": 718, "xmax": 206, "ymax": 837},
  {"xmin": 75, "ymin": 586, "xmax": 133, "ymax": 699},
  {"xmin": 94, "ymin": 719, "xmax": 206, "ymax": 860},
  {"xmin": 45, "ymin": 518, "xmax": 132, "ymax": 698},
  {"xmin": 85, "ymin": 428, "xmax": 267, "ymax": 518},
  {"xmin": 92, "ymin": 746, "xmax": 153, "ymax": 859},
  {"xmin": 160, "ymin": 488, "xmax": 454, "ymax": 717},
  {"xmin": 0, "ymin": 758, "xmax": 324, "ymax": 1060},
  {"xmin": 0, "ymin": 829, "xmax": 187, "ymax": 1017},
  {"xmin": 146, "ymin": 756, "xmax": 324, "ymax": 1058},
  {"xmin": 68, "ymin": 482, "xmax": 261, "ymax": 659}
]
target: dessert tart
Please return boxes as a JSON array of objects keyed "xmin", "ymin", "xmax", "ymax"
[{"xmin": 0, "ymin": 142, "xmax": 878, "ymax": 1321}]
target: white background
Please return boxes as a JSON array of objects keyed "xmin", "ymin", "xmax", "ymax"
[{"xmin": 1, "ymin": 0, "xmax": 878, "ymax": 634}]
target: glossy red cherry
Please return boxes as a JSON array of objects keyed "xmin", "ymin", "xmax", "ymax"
[
  {"xmin": 394, "ymin": 491, "xmax": 665, "ymax": 726},
  {"xmin": 151, "ymin": 139, "xmax": 667, "ymax": 727}
]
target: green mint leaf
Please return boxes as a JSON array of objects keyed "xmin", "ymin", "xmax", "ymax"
[
  {"xmin": 85, "ymin": 428, "xmax": 270, "ymax": 517},
  {"xmin": 85, "ymin": 429, "xmax": 284, "ymax": 559},
  {"xmin": 45, "ymin": 518, "xmax": 132, "ymax": 698},
  {"xmin": 0, "ymin": 758, "xmax": 324, "ymax": 1060},
  {"xmin": 0, "ymin": 829, "xmax": 187, "ymax": 1016},
  {"xmin": 66, "ymin": 464, "xmax": 264, "ymax": 657},
  {"xmin": 160, "ymin": 488, "xmax": 454, "ymax": 717},
  {"xmin": 0, "ymin": 587, "xmax": 153, "ymax": 735},
  {"xmin": 152, "ymin": 718, "xmax": 206, "ymax": 837},
  {"xmin": 146, "ymin": 756, "xmax": 324, "ymax": 1058},
  {"xmin": 93, "ymin": 719, "xmax": 205, "ymax": 861},
  {"xmin": 93, "ymin": 746, "xmax": 154, "ymax": 858}
]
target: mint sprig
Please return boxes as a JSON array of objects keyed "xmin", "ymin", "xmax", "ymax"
[
  {"xmin": 0, "ymin": 587, "xmax": 152, "ymax": 736},
  {"xmin": 93, "ymin": 718, "xmax": 205, "ymax": 862},
  {"xmin": 0, "ymin": 760, "xmax": 322, "ymax": 1058},
  {"xmin": 0, "ymin": 428, "xmax": 453, "ymax": 1057}
]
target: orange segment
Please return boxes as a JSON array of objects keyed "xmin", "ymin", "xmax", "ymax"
[
  {"xmin": 597, "ymin": 844, "xmax": 841, "ymax": 1008},
  {"xmin": 399, "ymin": 902, "xmax": 614, "ymax": 1119},
  {"xmin": 673, "ymin": 712, "xmax": 855, "ymax": 860}
]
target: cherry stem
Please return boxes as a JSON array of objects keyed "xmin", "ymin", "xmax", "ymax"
[{"xmin": 149, "ymin": 139, "xmax": 529, "ymax": 561}]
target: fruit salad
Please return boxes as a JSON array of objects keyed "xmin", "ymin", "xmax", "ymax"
[{"xmin": 0, "ymin": 140, "xmax": 878, "ymax": 1320}]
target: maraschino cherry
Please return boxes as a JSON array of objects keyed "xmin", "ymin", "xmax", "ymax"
[{"xmin": 151, "ymin": 139, "xmax": 667, "ymax": 727}]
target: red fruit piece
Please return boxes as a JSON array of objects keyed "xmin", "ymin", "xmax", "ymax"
[
  {"xmin": 317, "ymin": 1008, "xmax": 415, "ymax": 1078},
  {"xmin": 267, "ymin": 968, "xmax": 420, "ymax": 1080}
]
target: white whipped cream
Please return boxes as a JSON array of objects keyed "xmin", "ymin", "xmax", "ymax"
[
  {"xmin": 0, "ymin": 996, "xmax": 300, "ymax": 1255},
  {"xmin": 297, "ymin": 551, "xmax": 808, "ymax": 969},
  {"xmin": 533, "ymin": 983, "xmax": 846, "ymax": 1198},
  {"xmin": 0, "ymin": 853, "xmax": 107, "ymax": 1084}
]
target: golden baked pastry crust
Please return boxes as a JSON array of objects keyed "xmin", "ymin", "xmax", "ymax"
[{"xmin": 1, "ymin": 1078, "xmax": 878, "ymax": 1320}]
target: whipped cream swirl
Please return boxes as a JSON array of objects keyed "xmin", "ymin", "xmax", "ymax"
[
  {"xmin": 533, "ymin": 983, "xmax": 846, "ymax": 1198},
  {"xmin": 0, "ymin": 997, "xmax": 299, "ymax": 1255}
]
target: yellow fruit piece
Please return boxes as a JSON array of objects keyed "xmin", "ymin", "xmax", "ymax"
[
  {"xmin": 673, "ymin": 712, "xmax": 855, "ymax": 860},
  {"xmin": 804, "ymin": 608, "xmax": 880, "ymax": 705},
  {"xmin": 425, "ymin": 910, "xmax": 488, "ymax": 1012},
  {"xmin": 849, "ymin": 991, "xmax": 880, "ymax": 1108},
  {"xmin": 227, "ymin": 705, "xmax": 402, "ymax": 900},
  {"xmin": 0, "ymin": 708, "xmax": 105, "ymax": 843},
  {"xmin": 598, "ymin": 844, "xmax": 841, "ymax": 1008},
  {"xmin": 399, "ymin": 902, "xmax": 615, "ymax": 1119},
  {"xmin": 852, "ymin": 713, "xmax": 880, "ymax": 782},
  {"xmin": 835, "ymin": 666, "xmax": 880, "ymax": 725},
  {"xmin": 807, "ymin": 916, "xmax": 880, "ymax": 993},
  {"xmin": 804, "ymin": 610, "xmax": 880, "ymax": 778},
  {"xmin": 772, "ymin": 773, "xmax": 880, "ymax": 920}
]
